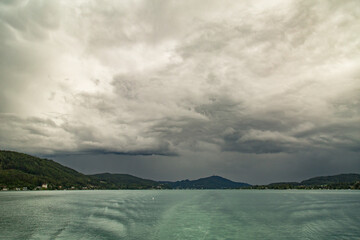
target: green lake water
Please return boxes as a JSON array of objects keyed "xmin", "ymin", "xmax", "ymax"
[{"xmin": 0, "ymin": 190, "xmax": 359, "ymax": 239}]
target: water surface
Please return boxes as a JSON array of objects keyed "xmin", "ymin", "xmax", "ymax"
[{"xmin": 0, "ymin": 190, "xmax": 359, "ymax": 239}]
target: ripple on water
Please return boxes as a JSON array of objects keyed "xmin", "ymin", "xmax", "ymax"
[
  {"xmin": 1, "ymin": 190, "xmax": 359, "ymax": 240},
  {"xmin": 87, "ymin": 215, "xmax": 127, "ymax": 239}
]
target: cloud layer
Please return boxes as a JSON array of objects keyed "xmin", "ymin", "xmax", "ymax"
[{"xmin": 0, "ymin": 0, "xmax": 359, "ymax": 181}]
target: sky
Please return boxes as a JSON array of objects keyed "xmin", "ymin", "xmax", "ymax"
[{"xmin": 0, "ymin": 0, "xmax": 359, "ymax": 184}]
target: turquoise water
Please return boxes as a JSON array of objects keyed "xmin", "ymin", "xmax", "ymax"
[{"xmin": 0, "ymin": 190, "xmax": 359, "ymax": 239}]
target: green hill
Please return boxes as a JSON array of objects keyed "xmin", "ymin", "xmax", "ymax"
[
  {"xmin": 0, "ymin": 150, "xmax": 161, "ymax": 190},
  {"xmin": 0, "ymin": 150, "xmax": 92, "ymax": 189}
]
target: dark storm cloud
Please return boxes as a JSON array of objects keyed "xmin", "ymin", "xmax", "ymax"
[
  {"xmin": 53, "ymin": 149, "xmax": 360, "ymax": 185},
  {"xmin": 0, "ymin": 0, "xmax": 359, "ymax": 182}
]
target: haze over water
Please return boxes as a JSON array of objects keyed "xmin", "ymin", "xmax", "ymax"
[{"xmin": 0, "ymin": 190, "xmax": 359, "ymax": 239}]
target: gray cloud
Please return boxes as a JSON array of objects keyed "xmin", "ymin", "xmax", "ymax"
[{"xmin": 1, "ymin": 0, "xmax": 359, "ymax": 182}]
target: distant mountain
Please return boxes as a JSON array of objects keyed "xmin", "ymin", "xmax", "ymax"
[{"xmin": 162, "ymin": 176, "xmax": 250, "ymax": 189}]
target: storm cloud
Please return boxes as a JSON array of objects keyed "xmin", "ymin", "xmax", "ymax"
[{"xmin": 0, "ymin": 0, "xmax": 359, "ymax": 183}]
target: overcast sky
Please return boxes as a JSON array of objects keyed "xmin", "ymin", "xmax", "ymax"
[{"xmin": 1, "ymin": 0, "xmax": 359, "ymax": 184}]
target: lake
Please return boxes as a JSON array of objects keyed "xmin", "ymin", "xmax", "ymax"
[{"xmin": 0, "ymin": 190, "xmax": 359, "ymax": 239}]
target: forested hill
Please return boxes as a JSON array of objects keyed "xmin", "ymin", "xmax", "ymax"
[
  {"xmin": 0, "ymin": 150, "xmax": 162, "ymax": 190},
  {"xmin": 0, "ymin": 150, "xmax": 92, "ymax": 189}
]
